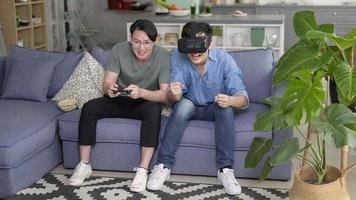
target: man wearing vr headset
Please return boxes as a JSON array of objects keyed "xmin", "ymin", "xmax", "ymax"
[
  {"xmin": 68, "ymin": 19, "xmax": 170, "ymax": 193},
  {"xmin": 147, "ymin": 22, "xmax": 248, "ymax": 195}
]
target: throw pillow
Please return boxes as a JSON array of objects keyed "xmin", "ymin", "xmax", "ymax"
[
  {"xmin": 1, "ymin": 57, "xmax": 58, "ymax": 102},
  {"xmin": 52, "ymin": 52, "xmax": 104, "ymax": 109},
  {"xmin": 161, "ymin": 104, "xmax": 172, "ymax": 118},
  {"xmin": 47, "ymin": 51, "xmax": 85, "ymax": 97},
  {"xmin": 57, "ymin": 98, "xmax": 78, "ymax": 112},
  {"xmin": 1, "ymin": 45, "xmax": 66, "ymax": 94}
]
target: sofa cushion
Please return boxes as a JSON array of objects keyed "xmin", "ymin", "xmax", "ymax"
[
  {"xmin": 52, "ymin": 52, "xmax": 104, "ymax": 109},
  {"xmin": 0, "ymin": 56, "xmax": 6, "ymax": 96},
  {"xmin": 228, "ymin": 49, "xmax": 274, "ymax": 103},
  {"xmin": 90, "ymin": 47, "xmax": 111, "ymax": 68},
  {"xmin": 1, "ymin": 57, "xmax": 58, "ymax": 102},
  {"xmin": 0, "ymin": 99, "xmax": 62, "ymax": 167},
  {"xmin": 58, "ymin": 103, "xmax": 271, "ymax": 149},
  {"xmin": 47, "ymin": 51, "xmax": 84, "ymax": 97},
  {"xmin": 1, "ymin": 46, "xmax": 66, "ymax": 95}
]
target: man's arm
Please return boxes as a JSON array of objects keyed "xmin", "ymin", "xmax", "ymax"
[
  {"xmin": 126, "ymin": 83, "xmax": 169, "ymax": 104},
  {"xmin": 103, "ymin": 70, "xmax": 119, "ymax": 97},
  {"xmin": 167, "ymin": 82, "xmax": 183, "ymax": 103},
  {"xmin": 215, "ymin": 94, "xmax": 248, "ymax": 109}
]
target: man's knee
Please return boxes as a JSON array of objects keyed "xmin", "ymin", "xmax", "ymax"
[
  {"xmin": 172, "ymin": 99, "xmax": 195, "ymax": 118},
  {"xmin": 216, "ymin": 106, "xmax": 234, "ymax": 118},
  {"xmin": 81, "ymin": 98, "xmax": 104, "ymax": 116},
  {"xmin": 143, "ymin": 101, "xmax": 161, "ymax": 116}
]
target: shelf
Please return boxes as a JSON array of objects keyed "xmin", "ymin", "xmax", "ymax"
[
  {"xmin": 17, "ymin": 26, "xmax": 31, "ymax": 31},
  {"xmin": 128, "ymin": 22, "xmax": 284, "ymax": 58},
  {"xmin": 0, "ymin": 0, "xmax": 48, "ymax": 51},
  {"xmin": 15, "ymin": 2, "xmax": 31, "ymax": 6},
  {"xmin": 34, "ymin": 43, "xmax": 47, "ymax": 49}
]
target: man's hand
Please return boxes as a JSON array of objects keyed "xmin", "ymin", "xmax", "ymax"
[
  {"xmin": 168, "ymin": 82, "xmax": 183, "ymax": 102},
  {"xmin": 126, "ymin": 84, "xmax": 143, "ymax": 99},
  {"xmin": 170, "ymin": 82, "xmax": 183, "ymax": 96},
  {"xmin": 215, "ymin": 94, "xmax": 231, "ymax": 108},
  {"xmin": 107, "ymin": 83, "xmax": 119, "ymax": 98}
]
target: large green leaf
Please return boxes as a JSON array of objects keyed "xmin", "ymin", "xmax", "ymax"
[
  {"xmin": 273, "ymin": 42, "xmax": 322, "ymax": 84},
  {"xmin": 270, "ymin": 137, "xmax": 300, "ymax": 165},
  {"xmin": 312, "ymin": 104, "xmax": 356, "ymax": 148},
  {"xmin": 253, "ymin": 97, "xmax": 289, "ymax": 131},
  {"xmin": 293, "ymin": 10, "xmax": 318, "ymax": 38},
  {"xmin": 333, "ymin": 61, "xmax": 356, "ymax": 103},
  {"xmin": 283, "ymin": 69, "xmax": 325, "ymax": 124},
  {"xmin": 258, "ymin": 138, "xmax": 300, "ymax": 180},
  {"xmin": 318, "ymin": 24, "xmax": 334, "ymax": 33},
  {"xmin": 244, "ymin": 137, "xmax": 272, "ymax": 168},
  {"xmin": 344, "ymin": 28, "xmax": 356, "ymax": 40},
  {"xmin": 306, "ymin": 30, "xmax": 354, "ymax": 50},
  {"xmin": 260, "ymin": 157, "xmax": 273, "ymax": 180},
  {"xmin": 329, "ymin": 35, "xmax": 355, "ymax": 50}
]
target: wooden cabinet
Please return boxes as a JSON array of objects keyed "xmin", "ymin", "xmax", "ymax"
[{"xmin": 0, "ymin": 0, "xmax": 48, "ymax": 51}]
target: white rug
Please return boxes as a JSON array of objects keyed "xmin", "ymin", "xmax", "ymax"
[{"xmin": 7, "ymin": 173, "xmax": 289, "ymax": 200}]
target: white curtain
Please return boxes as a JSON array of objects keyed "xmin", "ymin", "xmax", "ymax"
[{"xmin": 0, "ymin": 24, "xmax": 6, "ymax": 56}]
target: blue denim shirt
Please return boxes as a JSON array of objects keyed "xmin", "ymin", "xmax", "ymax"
[{"xmin": 170, "ymin": 48, "xmax": 249, "ymax": 107}]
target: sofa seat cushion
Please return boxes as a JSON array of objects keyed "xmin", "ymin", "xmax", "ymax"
[
  {"xmin": 59, "ymin": 110, "xmax": 142, "ymax": 143},
  {"xmin": 59, "ymin": 103, "xmax": 271, "ymax": 150},
  {"xmin": 177, "ymin": 103, "xmax": 271, "ymax": 149},
  {"xmin": 0, "ymin": 99, "xmax": 62, "ymax": 167}
]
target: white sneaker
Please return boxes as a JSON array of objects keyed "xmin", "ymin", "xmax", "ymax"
[
  {"xmin": 130, "ymin": 167, "xmax": 148, "ymax": 192},
  {"xmin": 217, "ymin": 168, "xmax": 241, "ymax": 195},
  {"xmin": 147, "ymin": 164, "xmax": 170, "ymax": 191},
  {"xmin": 68, "ymin": 162, "xmax": 92, "ymax": 186}
]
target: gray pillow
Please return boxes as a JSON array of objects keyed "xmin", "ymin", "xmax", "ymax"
[{"xmin": 1, "ymin": 58, "xmax": 57, "ymax": 102}]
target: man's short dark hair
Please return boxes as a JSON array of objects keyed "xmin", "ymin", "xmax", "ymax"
[
  {"xmin": 130, "ymin": 19, "xmax": 157, "ymax": 42},
  {"xmin": 181, "ymin": 22, "xmax": 213, "ymax": 39}
]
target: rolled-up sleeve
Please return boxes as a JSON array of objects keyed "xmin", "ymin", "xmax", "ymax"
[
  {"xmin": 170, "ymin": 50, "xmax": 188, "ymax": 93},
  {"xmin": 224, "ymin": 58, "xmax": 249, "ymax": 109}
]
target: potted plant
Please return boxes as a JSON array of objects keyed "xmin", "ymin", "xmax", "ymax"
[
  {"xmin": 244, "ymin": 10, "xmax": 356, "ymax": 200},
  {"xmin": 212, "ymin": 26, "xmax": 223, "ymax": 46}
]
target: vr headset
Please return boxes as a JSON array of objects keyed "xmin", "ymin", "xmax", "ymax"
[{"xmin": 178, "ymin": 36, "xmax": 211, "ymax": 53}]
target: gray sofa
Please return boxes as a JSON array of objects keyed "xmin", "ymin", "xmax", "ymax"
[
  {"xmin": 0, "ymin": 46, "xmax": 292, "ymax": 198},
  {"xmin": 59, "ymin": 47, "xmax": 293, "ymax": 178},
  {"xmin": 0, "ymin": 46, "xmax": 84, "ymax": 198}
]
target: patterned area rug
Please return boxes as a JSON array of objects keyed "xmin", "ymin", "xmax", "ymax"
[{"xmin": 7, "ymin": 174, "xmax": 289, "ymax": 200}]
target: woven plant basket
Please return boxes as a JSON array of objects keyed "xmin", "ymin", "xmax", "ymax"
[{"xmin": 289, "ymin": 165, "xmax": 350, "ymax": 200}]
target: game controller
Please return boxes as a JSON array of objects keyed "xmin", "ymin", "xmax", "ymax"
[{"xmin": 113, "ymin": 86, "xmax": 132, "ymax": 96}]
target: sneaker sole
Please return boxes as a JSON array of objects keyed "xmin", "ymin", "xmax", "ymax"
[{"xmin": 130, "ymin": 186, "xmax": 146, "ymax": 193}]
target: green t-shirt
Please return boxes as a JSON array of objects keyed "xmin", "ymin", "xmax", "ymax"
[{"xmin": 106, "ymin": 42, "xmax": 170, "ymax": 90}]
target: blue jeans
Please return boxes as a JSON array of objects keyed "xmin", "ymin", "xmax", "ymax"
[{"xmin": 157, "ymin": 98, "xmax": 235, "ymax": 169}]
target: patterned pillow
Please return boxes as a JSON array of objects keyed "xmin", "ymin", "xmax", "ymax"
[{"xmin": 52, "ymin": 52, "xmax": 104, "ymax": 109}]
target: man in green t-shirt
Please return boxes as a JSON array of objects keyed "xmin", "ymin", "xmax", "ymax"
[{"xmin": 68, "ymin": 19, "xmax": 170, "ymax": 193}]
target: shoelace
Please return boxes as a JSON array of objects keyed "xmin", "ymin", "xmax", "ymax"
[
  {"xmin": 133, "ymin": 168, "xmax": 147, "ymax": 182},
  {"xmin": 223, "ymin": 170, "xmax": 239, "ymax": 185}
]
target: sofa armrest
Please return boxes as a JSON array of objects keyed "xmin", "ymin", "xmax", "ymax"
[
  {"xmin": 271, "ymin": 81, "xmax": 294, "ymax": 144},
  {"xmin": 0, "ymin": 56, "xmax": 7, "ymax": 94},
  {"xmin": 271, "ymin": 81, "xmax": 287, "ymax": 97}
]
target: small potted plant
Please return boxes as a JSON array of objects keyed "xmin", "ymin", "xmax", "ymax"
[
  {"xmin": 244, "ymin": 10, "xmax": 356, "ymax": 200},
  {"xmin": 212, "ymin": 26, "xmax": 223, "ymax": 46}
]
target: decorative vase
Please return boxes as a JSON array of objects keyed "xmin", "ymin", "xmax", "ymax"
[
  {"xmin": 289, "ymin": 166, "xmax": 350, "ymax": 200},
  {"xmin": 250, "ymin": 27, "xmax": 265, "ymax": 47}
]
